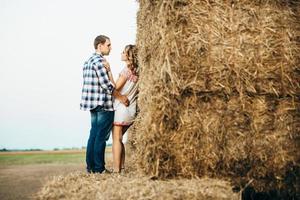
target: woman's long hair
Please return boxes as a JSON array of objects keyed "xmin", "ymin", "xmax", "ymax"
[{"xmin": 125, "ymin": 44, "xmax": 138, "ymax": 75}]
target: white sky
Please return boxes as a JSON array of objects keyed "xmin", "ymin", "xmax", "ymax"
[{"xmin": 0, "ymin": 0, "xmax": 139, "ymax": 150}]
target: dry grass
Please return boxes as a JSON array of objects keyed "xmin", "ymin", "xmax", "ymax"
[
  {"xmin": 35, "ymin": 170, "xmax": 239, "ymax": 200},
  {"xmin": 136, "ymin": 0, "xmax": 300, "ymax": 96}
]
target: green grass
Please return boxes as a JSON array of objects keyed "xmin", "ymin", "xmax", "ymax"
[{"xmin": 0, "ymin": 152, "xmax": 86, "ymax": 166}]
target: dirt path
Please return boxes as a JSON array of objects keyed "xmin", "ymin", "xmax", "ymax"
[{"xmin": 0, "ymin": 163, "xmax": 85, "ymax": 200}]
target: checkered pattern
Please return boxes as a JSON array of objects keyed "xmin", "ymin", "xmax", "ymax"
[{"xmin": 80, "ymin": 53, "xmax": 114, "ymax": 111}]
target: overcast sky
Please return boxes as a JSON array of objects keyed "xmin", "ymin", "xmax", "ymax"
[{"xmin": 0, "ymin": 0, "xmax": 139, "ymax": 150}]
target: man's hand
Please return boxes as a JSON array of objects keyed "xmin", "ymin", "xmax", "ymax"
[
  {"xmin": 119, "ymin": 95, "xmax": 129, "ymax": 107},
  {"xmin": 102, "ymin": 60, "xmax": 111, "ymax": 72},
  {"xmin": 112, "ymin": 89, "xmax": 129, "ymax": 107}
]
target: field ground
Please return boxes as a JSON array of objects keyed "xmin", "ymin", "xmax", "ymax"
[{"xmin": 0, "ymin": 149, "xmax": 112, "ymax": 200}]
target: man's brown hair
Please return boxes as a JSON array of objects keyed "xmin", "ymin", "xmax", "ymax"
[{"xmin": 94, "ymin": 35, "xmax": 110, "ymax": 49}]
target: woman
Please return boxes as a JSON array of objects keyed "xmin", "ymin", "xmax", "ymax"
[{"xmin": 104, "ymin": 44, "xmax": 139, "ymax": 173}]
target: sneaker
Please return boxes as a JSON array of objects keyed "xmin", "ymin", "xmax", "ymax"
[
  {"xmin": 120, "ymin": 168, "xmax": 126, "ymax": 175},
  {"xmin": 93, "ymin": 168, "xmax": 111, "ymax": 174},
  {"xmin": 87, "ymin": 167, "xmax": 93, "ymax": 174},
  {"xmin": 101, "ymin": 168, "xmax": 112, "ymax": 174}
]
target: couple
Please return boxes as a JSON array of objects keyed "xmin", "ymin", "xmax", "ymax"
[{"xmin": 80, "ymin": 35, "xmax": 138, "ymax": 174}]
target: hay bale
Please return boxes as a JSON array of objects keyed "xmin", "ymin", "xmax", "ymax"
[
  {"xmin": 35, "ymin": 172, "xmax": 239, "ymax": 200},
  {"xmin": 131, "ymin": 0, "xmax": 300, "ymax": 194},
  {"xmin": 137, "ymin": 0, "xmax": 300, "ymax": 96},
  {"xmin": 132, "ymin": 93, "xmax": 299, "ymax": 191}
]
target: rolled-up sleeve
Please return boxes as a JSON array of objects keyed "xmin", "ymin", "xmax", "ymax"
[{"xmin": 93, "ymin": 62, "xmax": 115, "ymax": 94}]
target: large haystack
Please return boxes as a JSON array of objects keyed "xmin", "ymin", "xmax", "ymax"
[{"xmin": 130, "ymin": 0, "xmax": 300, "ymax": 195}]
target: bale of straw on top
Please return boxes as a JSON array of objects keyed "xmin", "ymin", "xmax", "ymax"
[
  {"xmin": 131, "ymin": 0, "xmax": 300, "ymax": 194},
  {"xmin": 136, "ymin": 0, "xmax": 300, "ymax": 96}
]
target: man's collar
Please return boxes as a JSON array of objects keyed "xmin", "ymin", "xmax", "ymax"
[{"xmin": 95, "ymin": 52, "xmax": 103, "ymax": 57}]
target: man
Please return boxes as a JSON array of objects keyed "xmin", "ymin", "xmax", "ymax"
[{"xmin": 80, "ymin": 35, "xmax": 129, "ymax": 173}]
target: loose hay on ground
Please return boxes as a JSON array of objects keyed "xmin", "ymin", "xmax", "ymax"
[{"xmin": 35, "ymin": 172, "xmax": 239, "ymax": 200}]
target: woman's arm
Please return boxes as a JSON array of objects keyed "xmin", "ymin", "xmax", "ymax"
[{"xmin": 115, "ymin": 74, "xmax": 127, "ymax": 91}]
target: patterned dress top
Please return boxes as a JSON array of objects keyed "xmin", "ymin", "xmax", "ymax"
[{"xmin": 114, "ymin": 67, "xmax": 138, "ymax": 126}]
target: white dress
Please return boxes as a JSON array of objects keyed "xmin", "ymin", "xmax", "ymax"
[{"xmin": 113, "ymin": 67, "xmax": 138, "ymax": 126}]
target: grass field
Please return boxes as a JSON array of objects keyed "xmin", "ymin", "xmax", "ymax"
[
  {"xmin": 0, "ymin": 148, "xmax": 112, "ymax": 200},
  {"xmin": 0, "ymin": 151, "xmax": 85, "ymax": 165},
  {"xmin": 0, "ymin": 147, "xmax": 112, "ymax": 166}
]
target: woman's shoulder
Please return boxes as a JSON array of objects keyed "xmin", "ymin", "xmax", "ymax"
[{"xmin": 120, "ymin": 67, "xmax": 138, "ymax": 77}]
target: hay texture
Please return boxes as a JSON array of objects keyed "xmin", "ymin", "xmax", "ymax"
[
  {"xmin": 136, "ymin": 0, "xmax": 299, "ymax": 96},
  {"xmin": 131, "ymin": 0, "xmax": 300, "ymax": 194},
  {"xmin": 36, "ymin": 172, "xmax": 238, "ymax": 200}
]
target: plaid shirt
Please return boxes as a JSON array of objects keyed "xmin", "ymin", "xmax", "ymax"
[{"xmin": 80, "ymin": 53, "xmax": 115, "ymax": 111}]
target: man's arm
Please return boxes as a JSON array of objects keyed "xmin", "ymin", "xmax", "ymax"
[
  {"xmin": 94, "ymin": 62, "xmax": 129, "ymax": 106},
  {"xmin": 94, "ymin": 62, "xmax": 114, "ymax": 94},
  {"xmin": 102, "ymin": 60, "xmax": 116, "ymax": 87},
  {"xmin": 112, "ymin": 89, "xmax": 129, "ymax": 106}
]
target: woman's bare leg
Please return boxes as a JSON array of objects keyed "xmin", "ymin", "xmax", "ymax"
[
  {"xmin": 112, "ymin": 125, "xmax": 123, "ymax": 172},
  {"xmin": 120, "ymin": 125, "xmax": 130, "ymax": 171},
  {"xmin": 121, "ymin": 142, "xmax": 125, "ymax": 170}
]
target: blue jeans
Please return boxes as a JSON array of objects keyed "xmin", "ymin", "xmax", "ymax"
[{"xmin": 86, "ymin": 106, "xmax": 114, "ymax": 173}]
